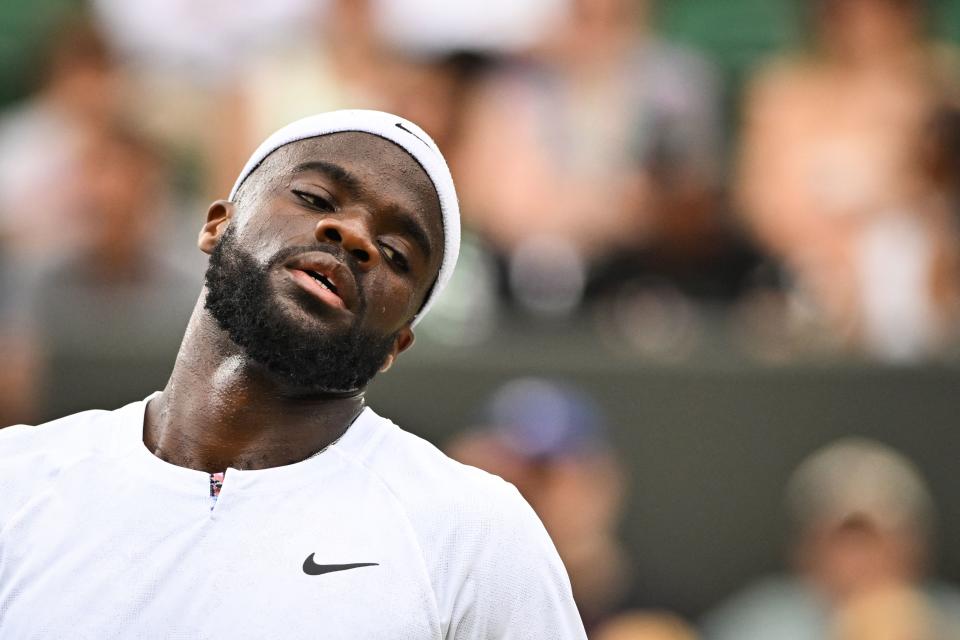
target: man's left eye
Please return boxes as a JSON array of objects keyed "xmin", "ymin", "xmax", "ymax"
[
  {"xmin": 381, "ymin": 244, "xmax": 409, "ymax": 272},
  {"xmin": 293, "ymin": 190, "xmax": 334, "ymax": 212}
]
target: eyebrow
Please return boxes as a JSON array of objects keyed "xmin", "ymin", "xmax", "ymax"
[
  {"xmin": 293, "ymin": 160, "xmax": 434, "ymax": 260},
  {"xmin": 292, "ymin": 161, "xmax": 363, "ymax": 197}
]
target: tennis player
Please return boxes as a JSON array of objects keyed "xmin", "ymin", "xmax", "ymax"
[{"xmin": 0, "ymin": 110, "xmax": 587, "ymax": 638}]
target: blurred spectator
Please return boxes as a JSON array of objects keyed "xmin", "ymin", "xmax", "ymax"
[
  {"xmin": 454, "ymin": 0, "xmax": 733, "ymax": 316},
  {"xmin": 86, "ymin": 0, "xmax": 322, "ymax": 199},
  {"xmin": 0, "ymin": 15, "xmax": 127, "ymax": 425},
  {"xmin": 207, "ymin": 1, "xmax": 497, "ymax": 199},
  {"xmin": 205, "ymin": 0, "xmax": 452, "ymax": 199},
  {"xmin": 701, "ymin": 438, "xmax": 960, "ymax": 640},
  {"xmin": 736, "ymin": 0, "xmax": 960, "ymax": 361},
  {"xmin": 0, "ymin": 15, "xmax": 124, "ymax": 268},
  {"xmin": 21, "ymin": 122, "xmax": 200, "ymax": 420},
  {"xmin": 203, "ymin": 0, "xmax": 382, "ymax": 198},
  {"xmin": 446, "ymin": 378, "xmax": 629, "ymax": 630},
  {"xmin": 594, "ymin": 611, "xmax": 699, "ymax": 640}
]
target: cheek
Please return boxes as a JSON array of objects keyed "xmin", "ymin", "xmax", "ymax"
[
  {"xmin": 233, "ymin": 210, "xmax": 315, "ymax": 263},
  {"xmin": 364, "ymin": 275, "xmax": 422, "ymax": 327}
]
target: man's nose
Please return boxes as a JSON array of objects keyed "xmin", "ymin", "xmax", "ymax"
[{"xmin": 315, "ymin": 213, "xmax": 380, "ymax": 270}]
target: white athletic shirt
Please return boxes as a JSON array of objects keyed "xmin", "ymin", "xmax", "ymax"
[{"xmin": 0, "ymin": 395, "xmax": 586, "ymax": 639}]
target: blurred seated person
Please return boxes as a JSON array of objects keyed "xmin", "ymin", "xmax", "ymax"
[
  {"xmin": 701, "ymin": 438, "xmax": 960, "ymax": 640},
  {"xmin": 211, "ymin": 0, "xmax": 490, "ymax": 200},
  {"xmin": 736, "ymin": 0, "xmax": 960, "ymax": 360},
  {"xmin": 21, "ymin": 123, "xmax": 200, "ymax": 420},
  {"xmin": 209, "ymin": 0, "xmax": 404, "ymax": 198},
  {"xmin": 454, "ymin": 0, "xmax": 732, "ymax": 316},
  {"xmin": 0, "ymin": 15, "xmax": 123, "ymax": 268},
  {"xmin": 594, "ymin": 611, "xmax": 699, "ymax": 640},
  {"xmin": 0, "ymin": 17, "xmax": 125, "ymax": 425},
  {"xmin": 446, "ymin": 378, "xmax": 628, "ymax": 630}
]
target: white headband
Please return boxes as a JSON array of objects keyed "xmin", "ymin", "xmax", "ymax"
[{"xmin": 228, "ymin": 109, "xmax": 460, "ymax": 326}]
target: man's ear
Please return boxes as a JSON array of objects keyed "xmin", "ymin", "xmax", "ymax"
[
  {"xmin": 379, "ymin": 327, "xmax": 415, "ymax": 373},
  {"xmin": 198, "ymin": 200, "xmax": 235, "ymax": 254}
]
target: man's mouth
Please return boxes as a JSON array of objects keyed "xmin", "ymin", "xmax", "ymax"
[
  {"xmin": 283, "ymin": 250, "xmax": 358, "ymax": 313},
  {"xmin": 290, "ymin": 268, "xmax": 346, "ymax": 310},
  {"xmin": 304, "ymin": 269, "xmax": 338, "ymax": 295}
]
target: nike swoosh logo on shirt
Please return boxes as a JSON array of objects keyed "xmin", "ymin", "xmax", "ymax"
[{"xmin": 302, "ymin": 553, "xmax": 379, "ymax": 576}]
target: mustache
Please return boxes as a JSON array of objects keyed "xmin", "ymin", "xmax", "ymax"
[{"xmin": 268, "ymin": 242, "xmax": 341, "ymax": 268}]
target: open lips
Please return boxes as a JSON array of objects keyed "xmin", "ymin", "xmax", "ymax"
[
  {"xmin": 305, "ymin": 270, "xmax": 336, "ymax": 293},
  {"xmin": 286, "ymin": 251, "xmax": 358, "ymax": 312}
]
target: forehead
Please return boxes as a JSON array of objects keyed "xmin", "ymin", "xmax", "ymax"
[{"xmin": 250, "ymin": 132, "xmax": 442, "ymax": 233}]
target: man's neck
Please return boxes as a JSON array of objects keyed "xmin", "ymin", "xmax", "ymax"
[{"xmin": 143, "ymin": 298, "xmax": 366, "ymax": 473}]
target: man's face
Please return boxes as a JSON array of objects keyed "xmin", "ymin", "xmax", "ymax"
[{"xmin": 200, "ymin": 132, "xmax": 444, "ymax": 394}]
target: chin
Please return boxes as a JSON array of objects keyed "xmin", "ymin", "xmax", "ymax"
[{"xmin": 276, "ymin": 283, "xmax": 354, "ymax": 334}]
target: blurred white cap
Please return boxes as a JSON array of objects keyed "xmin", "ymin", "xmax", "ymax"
[{"xmin": 786, "ymin": 437, "xmax": 934, "ymax": 535}]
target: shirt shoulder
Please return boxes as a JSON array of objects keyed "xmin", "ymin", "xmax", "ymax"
[
  {"xmin": 0, "ymin": 405, "xmax": 125, "ymax": 459},
  {"xmin": 337, "ymin": 410, "xmax": 527, "ymax": 525},
  {"xmin": 334, "ymin": 410, "xmax": 586, "ymax": 639},
  {"xmin": 0, "ymin": 400, "xmax": 144, "ymax": 529}
]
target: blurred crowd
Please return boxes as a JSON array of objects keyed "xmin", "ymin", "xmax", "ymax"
[
  {"xmin": 1, "ymin": 0, "xmax": 960, "ymax": 421},
  {"xmin": 450, "ymin": 377, "xmax": 960, "ymax": 639},
  {"xmin": 1, "ymin": 0, "xmax": 960, "ymax": 636}
]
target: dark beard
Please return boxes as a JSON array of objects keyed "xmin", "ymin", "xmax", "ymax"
[{"xmin": 203, "ymin": 226, "xmax": 397, "ymax": 394}]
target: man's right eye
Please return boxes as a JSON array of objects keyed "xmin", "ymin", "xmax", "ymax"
[{"xmin": 293, "ymin": 190, "xmax": 335, "ymax": 212}]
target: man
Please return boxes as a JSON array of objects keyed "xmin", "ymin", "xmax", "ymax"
[
  {"xmin": 702, "ymin": 437, "xmax": 960, "ymax": 640},
  {"xmin": 0, "ymin": 110, "xmax": 587, "ymax": 638},
  {"xmin": 446, "ymin": 378, "xmax": 629, "ymax": 630}
]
